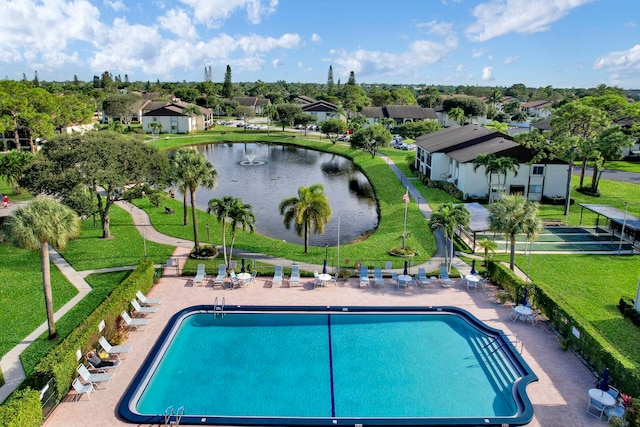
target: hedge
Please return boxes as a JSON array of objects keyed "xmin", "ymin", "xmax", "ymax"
[
  {"xmin": 0, "ymin": 259, "xmax": 155, "ymax": 424},
  {"xmin": 487, "ymin": 260, "xmax": 640, "ymax": 396}
]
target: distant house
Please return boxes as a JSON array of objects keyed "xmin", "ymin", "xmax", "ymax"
[
  {"xmin": 522, "ymin": 100, "xmax": 554, "ymax": 119},
  {"xmin": 232, "ymin": 96, "xmax": 271, "ymax": 116},
  {"xmin": 301, "ymin": 100, "xmax": 340, "ymax": 122},
  {"xmin": 360, "ymin": 105, "xmax": 437, "ymax": 126},
  {"xmin": 141, "ymin": 102, "xmax": 213, "ymax": 134},
  {"xmin": 414, "ymin": 125, "xmax": 568, "ymax": 201}
]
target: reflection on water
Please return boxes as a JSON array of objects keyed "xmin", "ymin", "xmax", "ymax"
[{"xmin": 176, "ymin": 143, "xmax": 378, "ymax": 247}]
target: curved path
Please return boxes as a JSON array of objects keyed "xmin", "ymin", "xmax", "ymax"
[{"xmin": 0, "ymin": 153, "xmax": 477, "ymax": 403}]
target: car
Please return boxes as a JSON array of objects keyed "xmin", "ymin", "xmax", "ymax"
[{"xmin": 400, "ymin": 143, "xmax": 416, "ymax": 150}]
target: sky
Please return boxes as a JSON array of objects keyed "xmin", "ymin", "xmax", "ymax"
[{"xmin": 1, "ymin": 0, "xmax": 640, "ymax": 89}]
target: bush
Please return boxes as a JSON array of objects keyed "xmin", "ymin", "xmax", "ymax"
[
  {"xmin": 541, "ymin": 195, "xmax": 574, "ymax": 206},
  {"xmin": 0, "ymin": 388, "xmax": 41, "ymax": 427}
]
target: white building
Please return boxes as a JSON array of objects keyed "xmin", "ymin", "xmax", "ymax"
[
  {"xmin": 141, "ymin": 102, "xmax": 213, "ymax": 134},
  {"xmin": 414, "ymin": 125, "xmax": 568, "ymax": 201}
]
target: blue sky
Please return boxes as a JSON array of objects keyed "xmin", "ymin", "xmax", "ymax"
[{"xmin": 1, "ymin": 0, "xmax": 639, "ymax": 89}]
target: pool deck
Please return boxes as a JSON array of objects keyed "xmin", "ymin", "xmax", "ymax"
[{"xmin": 45, "ymin": 256, "xmax": 605, "ymax": 427}]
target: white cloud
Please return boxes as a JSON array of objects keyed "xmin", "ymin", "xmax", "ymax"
[
  {"xmin": 311, "ymin": 33, "xmax": 322, "ymax": 43},
  {"xmin": 471, "ymin": 49, "xmax": 486, "ymax": 58},
  {"xmin": 0, "ymin": 0, "xmax": 101, "ymax": 69},
  {"xmin": 482, "ymin": 66, "xmax": 493, "ymax": 81},
  {"xmin": 503, "ymin": 55, "xmax": 518, "ymax": 64},
  {"xmin": 594, "ymin": 44, "xmax": 640, "ymax": 83},
  {"xmin": 103, "ymin": 0, "xmax": 126, "ymax": 12},
  {"xmin": 157, "ymin": 9, "xmax": 198, "ymax": 39},
  {"xmin": 466, "ymin": 0, "xmax": 594, "ymax": 42},
  {"xmin": 624, "ymin": 21, "xmax": 637, "ymax": 28},
  {"xmin": 178, "ymin": 0, "xmax": 278, "ymax": 28},
  {"xmin": 272, "ymin": 58, "xmax": 282, "ymax": 67},
  {"xmin": 415, "ymin": 20, "xmax": 453, "ymax": 36}
]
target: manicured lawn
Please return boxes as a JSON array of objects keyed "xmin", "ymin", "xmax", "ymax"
[
  {"xmin": 0, "ymin": 178, "xmax": 33, "ymax": 202},
  {"xmin": 604, "ymin": 159, "xmax": 640, "ymax": 173},
  {"xmin": 59, "ymin": 203, "xmax": 176, "ymax": 271},
  {"xmin": 518, "ymin": 253, "xmax": 640, "ymax": 366},
  {"xmin": 0, "ymin": 245, "xmax": 77, "ymax": 359}
]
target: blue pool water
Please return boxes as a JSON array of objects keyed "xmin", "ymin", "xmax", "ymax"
[{"xmin": 121, "ymin": 306, "xmax": 537, "ymax": 426}]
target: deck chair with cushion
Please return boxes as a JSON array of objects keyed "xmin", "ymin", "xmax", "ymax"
[
  {"xmin": 99, "ymin": 336, "xmax": 132, "ymax": 359},
  {"xmin": 359, "ymin": 266, "xmax": 370, "ymax": 287},
  {"xmin": 131, "ymin": 299, "xmax": 158, "ymax": 317},
  {"xmin": 272, "ymin": 265, "xmax": 283, "ymax": 286},
  {"xmin": 136, "ymin": 290, "xmax": 162, "ymax": 306},
  {"xmin": 373, "ymin": 267, "xmax": 384, "ymax": 288},
  {"xmin": 86, "ymin": 351, "xmax": 119, "ymax": 373},
  {"xmin": 194, "ymin": 264, "xmax": 206, "ymax": 286},
  {"xmin": 439, "ymin": 265, "xmax": 454, "ymax": 287},
  {"xmin": 120, "ymin": 311, "xmax": 149, "ymax": 330},
  {"xmin": 289, "ymin": 265, "xmax": 300, "ymax": 287},
  {"xmin": 77, "ymin": 364, "xmax": 114, "ymax": 389},
  {"xmin": 72, "ymin": 378, "xmax": 94, "ymax": 401}
]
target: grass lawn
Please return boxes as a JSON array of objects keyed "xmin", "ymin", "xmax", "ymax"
[
  {"xmin": 518, "ymin": 253, "xmax": 640, "ymax": 366},
  {"xmin": 0, "ymin": 178, "xmax": 33, "ymax": 202},
  {"xmin": 0, "ymin": 245, "xmax": 78, "ymax": 359},
  {"xmin": 603, "ymin": 159, "xmax": 640, "ymax": 173}
]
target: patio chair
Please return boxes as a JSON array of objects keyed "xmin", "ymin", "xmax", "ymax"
[
  {"xmin": 416, "ymin": 268, "xmax": 431, "ymax": 287},
  {"xmin": 390, "ymin": 271, "xmax": 398, "ymax": 287},
  {"xmin": 359, "ymin": 266, "xmax": 370, "ymax": 287},
  {"xmin": 120, "ymin": 310, "xmax": 149, "ymax": 330},
  {"xmin": 194, "ymin": 264, "xmax": 206, "ymax": 286},
  {"xmin": 99, "ymin": 336, "xmax": 132, "ymax": 359},
  {"xmin": 313, "ymin": 270, "xmax": 322, "ymax": 288},
  {"xmin": 586, "ymin": 395, "xmax": 607, "ymax": 419},
  {"xmin": 397, "ymin": 277, "xmax": 408, "ymax": 290},
  {"xmin": 272, "ymin": 265, "xmax": 283, "ymax": 286},
  {"xmin": 510, "ymin": 306, "xmax": 524, "ymax": 322},
  {"xmin": 131, "ymin": 299, "xmax": 158, "ymax": 317},
  {"xmin": 439, "ymin": 265, "xmax": 453, "ymax": 287},
  {"xmin": 605, "ymin": 402, "xmax": 626, "ymax": 423},
  {"xmin": 250, "ymin": 270, "xmax": 258, "ymax": 284},
  {"xmin": 136, "ymin": 290, "xmax": 162, "ymax": 306},
  {"xmin": 373, "ymin": 267, "xmax": 384, "ymax": 288},
  {"xmin": 229, "ymin": 270, "xmax": 242, "ymax": 289},
  {"xmin": 212, "ymin": 265, "xmax": 227, "ymax": 287},
  {"xmin": 289, "ymin": 265, "xmax": 300, "ymax": 287},
  {"xmin": 72, "ymin": 378, "xmax": 94, "ymax": 401},
  {"xmin": 77, "ymin": 364, "xmax": 114, "ymax": 389},
  {"xmin": 86, "ymin": 351, "xmax": 119, "ymax": 373},
  {"xmin": 525, "ymin": 310, "xmax": 540, "ymax": 326}
]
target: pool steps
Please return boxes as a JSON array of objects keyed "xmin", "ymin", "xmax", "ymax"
[
  {"xmin": 213, "ymin": 296, "xmax": 225, "ymax": 318},
  {"xmin": 164, "ymin": 405, "xmax": 184, "ymax": 425}
]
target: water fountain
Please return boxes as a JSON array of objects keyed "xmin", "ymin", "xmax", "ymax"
[{"xmin": 239, "ymin": 147, "xmax": 266, "ymax": 166}]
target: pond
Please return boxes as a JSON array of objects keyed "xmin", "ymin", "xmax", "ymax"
[{"xmin": 177, "ymin": 142, "xmax": 378, "ymax": 247}]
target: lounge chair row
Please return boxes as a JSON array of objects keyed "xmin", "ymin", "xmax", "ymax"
[{"xmin": 194, "ymin": 264, "xmax": 257, "ymax": 288}]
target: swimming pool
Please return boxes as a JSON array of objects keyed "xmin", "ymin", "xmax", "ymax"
[{"xmin": 120, "ymin": 305, "xmax": 537, "ymax": 426}]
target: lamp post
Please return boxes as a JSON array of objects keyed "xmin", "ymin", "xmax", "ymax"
[
  {"xmin": 325, "ymin": 243, "xmax": 329, "ymax": 273},
  {"xmin": 142, "ymin": 222, "xmax": 147, "ymax": 258},
  {"xmin": 206, "ymin": 223, "xmax": 210, "ymax": 243},
  {"xmin": 564, "ymin": 146, "xmax": 576, "ymax": 224}
]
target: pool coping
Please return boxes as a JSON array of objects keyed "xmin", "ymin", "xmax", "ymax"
[{"xmin": 119, "ymin": 305, "xmax": 537, "ymax": 427}]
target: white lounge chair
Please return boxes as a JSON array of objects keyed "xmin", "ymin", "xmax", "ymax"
[
  {"xmin": 194, "ymin": 264, "xmax": 206, "ymax": 286},
  {"xmin": 136, "ymin": 290, "xmax": 162, "ymax": 306},
  {"xmin": 229, "ymin": 270, "xmax": 242, "ymax": 289},
  {"xmin": 120, "ymin": 311, "xmax": 149, "ymax": 330},
  {"xmin": 99, "ymin": 336, "xmax": 132, "ymax": 359},
  {"xmin": 373, "ymin": 267, "xmax": 384, "ymax": 288},
  {"xmin": 131, "ymin": 299, "xmax": 158, "ymax": 316},
  {"xmin": 439, "ymin": 265, "xmax": 454, "ymax": 287},
  {"xmin": 212, "ymin": 265, "xmax": 227, "ymax": 287},
  {"xmin": 86, "ymin": 350, "xmax": 119, "ymax": 373},
  {"xmin": 289, "ymin": 265, "xmax": 300, "ymax": 286},
  {"xmin": 359, "ymin": 266, "xmax": 370, "ymax": 287},
  {"xmin": 72, "ymin": 378, "xmax": 94, "ymax": 401},
  {"xmin": 272, "ymin": 266, "xmax": 283, "ymax": 286},
  {"xmin": 77, "ymin": 364, "xmax": 114, "ymax": 388},
  {"xmin": 416, "ymin": 268, "xmax": 431, "ymax": 287}
]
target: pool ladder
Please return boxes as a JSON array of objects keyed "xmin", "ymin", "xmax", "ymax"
[
  {"xmin": 164, "ymin": 405, "xmax": 184, "ymax": 426},
  {"xmin": 213, "ymin": 296, "xmax": 225, "ymax": 318}
]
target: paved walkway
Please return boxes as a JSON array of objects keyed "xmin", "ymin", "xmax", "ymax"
[{"xmin": 0, "ymin": 154, "xmax": 520, "ymax": 406}]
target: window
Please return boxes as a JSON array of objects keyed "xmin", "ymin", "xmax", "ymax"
[
  {"xmin": 532, "ymin": 165, "xmax": 545, "ymax": 175},
  {"xmin": 529, "ymin": 184, "xmax": 542, "ymax": 193}
]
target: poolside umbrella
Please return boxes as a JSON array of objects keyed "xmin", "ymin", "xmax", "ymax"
[
  {"xmin": 599, "ymin": 368, "xmax": 610, "ymax": 392},
  {"xmin": 322, "ymin": 259, "xmax": 327, "ymax": 274},
  {"xmin": 403, "ymin": 260, "xmax": 408, "ymax": 276},
  {"xmin": 470, "ymin": 260, "xmax": 477, "ymax": 275},
  {"xmin": 241, "ymin": 258, "xmax": 245, "ymax": 273},
  {"xmin": 521, "ymin": 288, "xmax": 529, "ymax": 306}
]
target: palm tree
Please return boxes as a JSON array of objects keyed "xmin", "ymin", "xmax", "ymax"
[
  {"xmin": 227, "ymin": 200, "xmax": 255, "ymax": 262},
  {"xmin": 183, "ymin": 104, "xmax": 201, "ymax": 137},
  {"xmin": 476, "ymin": 238, "xmax": 498, "ymax": 266},
  {"xmin": 172, "ymin": 148, "xmax": 217, "ymax": 254},
  {"xmin": 485, "ymin": 121, "xmax": 510, "ymax": 135},
  {"xmin": 148, "ymin": 121, "xmax": 163, "ymax": 139},
  {"xmin": 472, "ymin": 153, "xmax": 498, "ymax": 202},
  {"xmin": 488, "ymin": 194, "xmax": 541, "ymax": 270},
  {"xmin": 3, "ymin": 197, "xmax": 80, "ymax": 339},
  {"xmin": 448, "ymin": 107, "xmax": 466, "ymax": 126},
  {"xmin": 488, "ymin": 88, "xmax": 503, "ymax": 110},
  {"xmin": 207, "ymin": 195, "xmax": 237, "ymax": 266},
  {"xmin": 170, "ymin": 149, "xmax": 192, "ymax": 225},
  {"xmin": 263, "ymin": 104, "xmax": 278, "ymax": 136},
  {"xmin": 493, "ymin": 156, "xmax": 520, "ymax": 194},
  {"xmin": 428, "ymin": 202, "xmax": 471, "ymax": 273},
  {"xmin": 279, "ymin": 184, "xmax": 332, "ymax": 253}
]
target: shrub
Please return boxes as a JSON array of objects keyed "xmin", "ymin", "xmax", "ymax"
[{"xmin": 0, "ymin": 388, "xmax": 41, "ymax": 427}]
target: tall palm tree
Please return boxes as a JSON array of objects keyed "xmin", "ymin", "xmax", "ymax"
[
  {"xmin": 477, "ymin": 238, "xmax": 498, "ymax": 266},
  {"xmin": 170, "ymin": 149, "xmax": 192, "ymax": 225},
  {"xmin": 207, "ymin": 195, "xmax": 237, "ymax": 266},
  {"xmin": 227, "ymin": 200, "xmax": 255, "ymax": 262},
  {"xmin": 488, "ymin": 194, "xmax": 541, "ymax": 270},
  {"xmin": 172, "ymin": 148, "xmax": 217, "ymax": 254},
  {"xmin": 4, "ymin": 197, "xmax": 80, "ymax": 339},
  {"xmin": 183, "ymin": 104, "xmax": 201, "ymax": 137},
  {"xmin": 279, "ymin": 184, "xmax": 332, "ymax": 253},
  {"xmin": 472, "ymin": 153, "xmax": 498, "ymax": 202},
  {"xmin": 493, "ymin": 156, "xmax": 520, "ymax": 193},
  {"xmin": 428, "ymin": 202, "xmax": 471, "ymax": 273}
]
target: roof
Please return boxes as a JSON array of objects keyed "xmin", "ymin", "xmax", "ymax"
[
  {"xmin": 531, "ymin": 119, "xmax": 551, "ymax": 131},
  {"xmin": 522, "ymin": 100, "xmax": 553, "ymax": 109},
  {"xmin": 293, "ymin": 95, "xmax": 317, "ymax": 105},
  {"xmin": 415, "ymin": 125, "xmax": 566, "ymax": 164},
  {"xmin": 301, "ymin": 100, "xmax": 337, "ymax": 113},
  {"xmin": 141, "ymin": 100, "xmax": 169, "ymax": 112},
  {"xmin": 143, "ymin": 102, "xmax": 211, "ymax": 116},
  {"xmin": 360, "ymin": 105, "xmax": 437, "ymax": 120},
  {"xmin": 580, "ymin": 204, "xmax": 640, "ymax": 232},
  {"xmin": 462, "ymin": 202, "xmax": 491, "ymax": 232},
  {"xmin": 233, "ymin": 97, "xmax": 258, "ymax": 107},
  {"xmin": 361, "ymin": 107, "xmax": 385, "ymax": 118}
]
